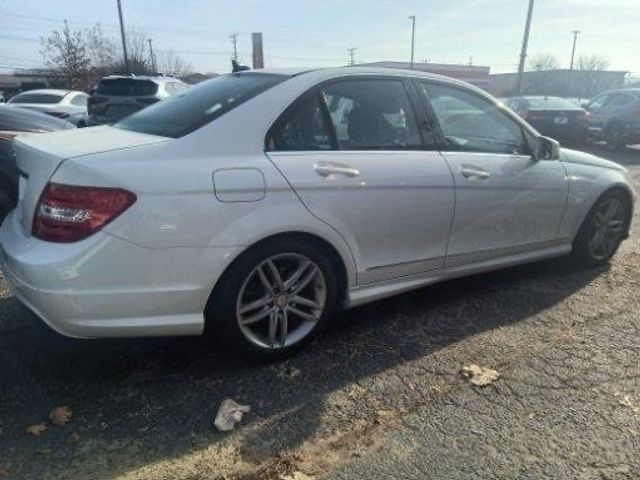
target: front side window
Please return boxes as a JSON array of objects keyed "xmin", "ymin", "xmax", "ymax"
[
  {"xmin": 322, "ymin": 79, "xmax": 422, "ymax": 150},
  {"xmin": 116, "ymin": 73, "xmax": 288, "ymax": 138},
  {"xmin": 422, "ymin": 83, "xmax": 529, "ymax": 155},
  {"xmin": 270, "ymin": 94, "xmax": 332, "ymax": 151}
]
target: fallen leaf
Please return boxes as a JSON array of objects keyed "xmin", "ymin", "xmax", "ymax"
[
  {"xmin": 214, "ymin": 398, "xmax": 251, "ymax": 432},
  {"xmin": 280, "ymin": 472, "xmax": 314, "ymax": 480},
  {"xmin": 49, "ymin": 406, "xmax": 72, "ymax": 426},
  {"xmin": 0, "ymin": 467, "xmax": 8, "ymax": 477},
  {"xmin": 26, "ymin": 423, "xmax": 48, "ymax": 436},
  {"xmin": 461, "ymin": 364, "xmax": 500, "ymax": 387},
  {"xmin": 68, "ymin": 431, "xmax": 81, "ymax": 443},
  {"xmin": 275, "ymin": 364, "xmax": 301, "ymax": 380}
]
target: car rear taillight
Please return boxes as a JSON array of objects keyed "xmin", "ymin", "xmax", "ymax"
[{"xmin": 32, "ymin": 183, "xmax": 136, "ymax": 243}]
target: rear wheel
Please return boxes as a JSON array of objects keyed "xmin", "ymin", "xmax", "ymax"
[
  {"xmin": 571, "ymin": 190, "xmax": 630, "ymax": 266},
  {"xmin": 605, "ymin": 123, "xmax": 627, "ymax": 151},
  {"xmin": 205, "ymin": 240, "xmax": 340, "ymax": 358}
]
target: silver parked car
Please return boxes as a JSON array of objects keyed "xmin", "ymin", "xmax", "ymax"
[
  {"xmin": 7, "ymin": 89, "xmax": 89, "ymax": 126},
  {"xmin": 0, "ymin": 67, "xmax": 634, "ymax": 358},
  {"xmin": 87, "ymin": 75, "xmax": 189, "ymax": 125}
]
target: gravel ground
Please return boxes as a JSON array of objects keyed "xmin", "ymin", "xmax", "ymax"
[{"xmin": 0, "ymin": 145, "xmax": 638, "ymax": 480}]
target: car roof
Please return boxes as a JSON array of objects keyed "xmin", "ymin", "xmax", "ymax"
[
  {"xmin": 0, "ymin": 105, "xmax": 75, "ymax": 131},
  {"xmin": 14, "ymin": 89, "xmax": 76, "ymax": 96},
  {"xmin": 100, "ymin": 75, "xmax": 184, "ymax": 83}
]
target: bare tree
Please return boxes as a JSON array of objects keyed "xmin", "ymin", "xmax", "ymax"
[
  {"xmin": 577, "ymin": 55, "xmax": 609, "ymax": 71},
  {"xmin": 157, "ymin": 50, "xmax": 194, "ymax": 77},
  {"xmin": 40, "ymin": 20, "xmax": 91, "ymax": 89},
  {"xmin": 85, "ymin": 23, "xmax": 116, "ymax": 75},
  {"xmin": 528, "ymin": 53, "xmax": 559, "ymax": 71}
]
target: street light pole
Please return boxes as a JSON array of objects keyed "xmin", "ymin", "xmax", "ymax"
[
  {"xmin": 515, "ymin": 0, "xmax": 535, "ymax": 95},
  {"xmin": 409, "ymin": 15, "xmax": 416, "ymax": 70},
  {"xmin": 567, "ymin": 30, "xmax": 580, "ymax": 97},
  {"xmin": 116, "ymin": 0, "xmax": 129, "ymax": 74}
]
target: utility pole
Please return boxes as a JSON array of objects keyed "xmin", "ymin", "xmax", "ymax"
[
  {"xmin": 147, "ymin": 38, "xmax": 157, "ymax": 73},
  {"xmin": 347, "ymin": 47, "xmax": 357, "ymax": 66},
  {"xmin": 229, "ymin": 33, "xmax": 239, "ymax": 61},
  {"xmin": 567, "ymin": 30, "xmax": 580, "ymax": 97},
  {"xmin": 409, "ymin": 15, "xmax": 416, "ymax": 69},
  {"xmin": 116, "ymin": 0, "xmax": 129, "ymax": 74},
  {"xmin": 515, "ymin": 0, "xmax": 534, "ymax": 95}
]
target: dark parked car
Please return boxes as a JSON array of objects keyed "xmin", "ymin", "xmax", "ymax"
[
  {"xmin": 503, "ymin": 96, "xmax": 587, "ymax": 145},
  {"xmin": 88, "ymin": 75, "xmax": 189, "ymax": 125},
  {"xmin": 584, "ymin": 88, "xmax": 640, "ymax": 149},
  {"xmin": 0, "ymin": 106, "xmax": 74, "ymax": 220}
]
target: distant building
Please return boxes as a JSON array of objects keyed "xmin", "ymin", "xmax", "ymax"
[
  {"xmin": 488, "ymin": 69, "xmax": 627, "ymax": 99},
  {"xmin": 359, "ymin": 61, "xmax": 491, "ymax": 89},
  {"xmin": 0, "ymin": 70, "xmax": 53, "ymax": 99}
]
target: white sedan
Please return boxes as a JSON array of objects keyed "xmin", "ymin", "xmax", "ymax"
[
  {"xmin": 0, "ymin": 67, "xmax": 634, "ymax": 357},
  {"xmin": 7, "ymin": 89, "xmax": 89, "ymax": 126}
]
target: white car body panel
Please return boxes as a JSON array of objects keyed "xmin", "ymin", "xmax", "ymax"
[{"xmin": 0, "ymin": 67, "xmax": 634, "ymax": 338}]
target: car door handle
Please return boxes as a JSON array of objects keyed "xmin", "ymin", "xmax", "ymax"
[
  {"xmin": 314, "ymin": 162, "xmax": 360, "ymax": 178},
  {"xmin": 460, "ymin": 166, "xmax": 491, "ymax": 180}
]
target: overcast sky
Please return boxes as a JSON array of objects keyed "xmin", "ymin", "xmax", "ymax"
[{"xmin": 0, "ymin": 0, "xmax": 638, "ymax": 75}]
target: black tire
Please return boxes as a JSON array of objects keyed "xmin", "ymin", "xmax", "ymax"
[
  {"xmin": 204, "ymin": 238, "xmax": 341, "ymax": 359},
  {"xmin": 605, "ymin": 122, "xmax": 627, "ymax": 151},
  {"xmin": 571, "ymin": 190, "xmax": 630, "ymax": 267}
]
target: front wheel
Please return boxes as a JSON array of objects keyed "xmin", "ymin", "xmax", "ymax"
[
  {"xmin": 605, "ymin": 123, "xmax": 628, "ymax": 151},
  {"xmin": 571, "ymin": 190, "xmax": 630, "ymax": 266},
  {"xmin": 205, "ymin": 240, "xmax": 340, "ymax": 358}
]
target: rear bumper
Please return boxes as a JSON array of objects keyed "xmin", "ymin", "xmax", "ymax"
[{"xmin": 0, "ymin": 211, "xmax": 238, "ymax": 338}]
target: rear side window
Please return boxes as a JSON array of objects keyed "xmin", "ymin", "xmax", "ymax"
[
  {"xmin": 270, "ymin": 94, "xmax": 332, "ymax": 151},
  {"xmin": 322, "ymin": 80, "xmax": 422, "ymax": 150},
  {"xmin": 97, "ymin": 79, "xmax": 158, "ymax": 96},
  {"xmin": 116, "ymin": 73, "xmax": 287, "ymax": 138},
  {"xmin": 9, "ymin": 93, "xmax": 64, "ymax": 104}
]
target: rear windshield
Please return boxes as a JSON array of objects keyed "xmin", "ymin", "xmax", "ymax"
[
  {"xmin": 10, "ymin": 92, "xmax": 64, "ymax": 104},
  {"xmin": 115, "ymin": 73, "xmax": 288, "ymax": 138},
  {"xmin": 525, "ymin": 97, "xmax": 578, "ymax": 109},
  {"xmin": 97, "ymin": 79, "xmax": 158, "ymax": 96}
]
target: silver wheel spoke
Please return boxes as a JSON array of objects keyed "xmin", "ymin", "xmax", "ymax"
[
  {"xmin": 240, "ymin": 307, "xmax": 273, "ymax": 326},
  {"xmin": 288, "ymin": 306, "xmax": 319, "ymax": 322},
  {"xmin": 257, "ymin": 266, "xmax": 274, "ymax": 295},
  {"xmin": 265, "ymin": 260, "xmax": 284, "ymax": 289},
  {"xmin": 239, "ymin": 295, "xmax": 271, "ymax": 314},
  {"xmin": 603, "ymin": 201, "xmax": 619, "ymax": 222},
  {"xmin": 291, "ymin": 265, "xmax": 318, "ymax": 294},
  {"xmin": 268, "ymin": 310, "xmax": 278, "ymax": 347},
  {"xmin": 279, "ymin": 308, "xmax": 288, "ymax": 347},
  {"xmin": 284, "ymin": 259, "xmax": 312, "ymax": 290},
  {"xmin": 292, "ymin": 295, "xmax": 322, "ymax": 310},
  {"xmin": 608, "ymin": 220, "xmax": 624, "ymax": 232}
]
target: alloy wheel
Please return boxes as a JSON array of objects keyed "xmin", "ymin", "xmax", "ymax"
[
  {"xmin": 587, "ymin": 197, "xmax": 626, "ymax": 260},
  {"xmin": 236, "ymin": 253, "xmax": 327, "ymax": 349}
]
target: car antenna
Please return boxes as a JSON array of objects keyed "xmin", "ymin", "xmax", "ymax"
[{"xmin": 231, "ymin": 59, "xmax": 250, "ymax": 73}]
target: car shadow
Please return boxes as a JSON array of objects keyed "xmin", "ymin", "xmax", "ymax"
[{"xmin": 0, "ymin": 257, "xmax": 606, "ymax": 479}]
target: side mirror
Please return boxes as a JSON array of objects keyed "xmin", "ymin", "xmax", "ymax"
[{"xmin": 533, "ymin": 136, "xmax": 560, "ymax": 161}]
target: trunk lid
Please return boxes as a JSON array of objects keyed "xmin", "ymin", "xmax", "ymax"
[{"xmin": 13, "ymin": 126, "xmax": 168, "ymax": 233}]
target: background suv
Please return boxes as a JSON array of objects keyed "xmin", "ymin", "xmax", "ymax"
[
  {"xmin": 585, "ymin": 88, "xmax": 640, "ymax": 149},
  {"xmin": 88, "ymin": 75, "xmax": 189, "ymax": 125}
]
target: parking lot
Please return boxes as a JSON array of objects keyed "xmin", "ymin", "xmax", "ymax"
[{"xmin": 1, "ymin": 144, "xmax": 639, "ymax": 480}]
